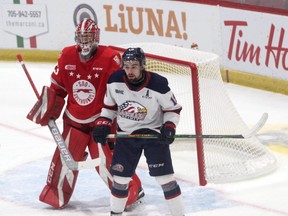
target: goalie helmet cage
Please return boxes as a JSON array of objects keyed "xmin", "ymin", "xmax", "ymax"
[{"xmin": 110, "ymin": 42, "xmax": 277, "ymax": 186}]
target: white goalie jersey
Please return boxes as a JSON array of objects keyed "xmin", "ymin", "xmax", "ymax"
[{"xmin": 100, "ymin": 69, "xmax": 182, "ymax": 134}]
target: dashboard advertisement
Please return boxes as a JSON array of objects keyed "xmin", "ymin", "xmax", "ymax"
[{"xmin": 0, "ymin": 0, "xmax": 287, "ymax": 81}]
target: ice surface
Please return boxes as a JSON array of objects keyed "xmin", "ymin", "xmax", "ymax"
[{"xmin": 0, "ymin": 61, "xmax": 287, "ymax": 216}]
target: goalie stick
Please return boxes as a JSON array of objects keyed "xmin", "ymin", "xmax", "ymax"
[
  {"xmin": 17, "ymin": 54, "xmax": 101, "ymax": 170},
  {"xmin": 106, "ymin": 112, "xmax": 268, "ymax": 139}
]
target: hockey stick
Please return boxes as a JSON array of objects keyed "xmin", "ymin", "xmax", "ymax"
[
  {"xmin": 107, "ymin": 112, "xmax": 268, "ymax": 139},
  {"xmin": 17, "ymin": 54, "xmax": 101, "ymax": 170},
  {"xmin": 47, "ymin": 119, "xmax": 100, "ymax": 170}
]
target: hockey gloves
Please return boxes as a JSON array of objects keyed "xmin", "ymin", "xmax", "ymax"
[
  {"xmin": 93, "ymin": 117, "xmax": 112, "ymax": 145},
  {"xmin": 159, "ymin": 121, "xmax": 176, "ymax": 145},
  {"xmin": 27, "ymin": 86, "xmax": 65, "ymax": 126}
]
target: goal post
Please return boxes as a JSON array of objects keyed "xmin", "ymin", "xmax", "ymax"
[{"xmin": 110, "ymin": 42, "xmax": 277, "ymax": 186}]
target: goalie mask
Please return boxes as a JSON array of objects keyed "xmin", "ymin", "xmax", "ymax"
[
  {"xmin": 75, "ymin": 18, "xmax": 100, "ymax": 61},
  {"xmin": 121, "ymin": 47, "xmax": 146, "ymax": 68}
]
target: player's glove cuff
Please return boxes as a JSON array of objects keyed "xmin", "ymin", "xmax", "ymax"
[
  {"xmin": 159, "ymin": 121, "xmax": 176, "ymax": 145},
  {"xmin": 93, "ymin": 117, "xmax": 112, "ymax": 145}
]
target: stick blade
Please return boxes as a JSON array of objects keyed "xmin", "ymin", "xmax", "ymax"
[
  {"xmin": 242, "ymin": 112, "xmax": 268, "ymax": 138},
  {"xmin": 76, "ymin": 158, "xmax": 101, "ymax": 170}
]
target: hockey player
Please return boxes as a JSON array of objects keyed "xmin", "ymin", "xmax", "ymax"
[
  {"xmin": 93, "ymin": 47, "xmax": 185, "ymax": 216},
  {"xmin": 27, "ymin": 19, "xmax": 143, "ymax": 209}
]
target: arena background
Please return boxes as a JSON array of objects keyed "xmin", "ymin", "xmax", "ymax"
[{"xmin": 1, "ymin": 0, "xmax": 288, "ymax": 94}]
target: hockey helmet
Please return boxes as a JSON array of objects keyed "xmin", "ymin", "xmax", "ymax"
[{"xmin": 121, "ymin": 47, "xmax": 146, "ymax": 67}]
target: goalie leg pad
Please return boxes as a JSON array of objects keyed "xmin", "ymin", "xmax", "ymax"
[
  {"xmin": 88, "ymin": 138, "xmax": 113, "ymax": 188},
  {"xmin": 39, "ymin": 126, "xmax": 89, "ymax": 208}
]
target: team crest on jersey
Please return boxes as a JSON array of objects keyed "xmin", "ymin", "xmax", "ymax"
[
  {"xmin": 119, "ymin": 101, "xmax": 147, "ymax": 121},
  {"xmin": 72, "ymin": 80, "xmax": 96, "ymax": 106}
]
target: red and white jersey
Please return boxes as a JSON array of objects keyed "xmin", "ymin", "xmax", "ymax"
[{"xmin": 50, "ymin": 45, "xmax": 121, "ymax": 124}]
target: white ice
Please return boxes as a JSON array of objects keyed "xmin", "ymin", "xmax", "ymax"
[{"xmin": 0, "ymin": 61, "xmax": 288, "ymax": 216}]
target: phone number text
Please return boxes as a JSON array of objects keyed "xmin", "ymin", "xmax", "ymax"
[{"xmin": 7, "ymin": 10, "xmax": 41, "ymax": 18}]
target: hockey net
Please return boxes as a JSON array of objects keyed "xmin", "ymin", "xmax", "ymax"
[{"xmin": 111, "ymin": 42, "xmax": 277, "ymax": 186}]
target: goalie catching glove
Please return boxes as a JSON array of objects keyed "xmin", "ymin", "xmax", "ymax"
[
  {"xmin": 93, "ymin": 117, "xmax": 112, "ymax": 145},
  {"xmin": 27, "ymin": 86, "xmax": 65, "ymax": 126},
  {"xmin": 159, "ymin": 121, "xmax": 176, "ymax": 145}
]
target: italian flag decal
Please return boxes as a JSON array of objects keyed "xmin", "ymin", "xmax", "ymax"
[{"xmin": 14, "ymin": 0, "xmax": 37, "ymax": 48}]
